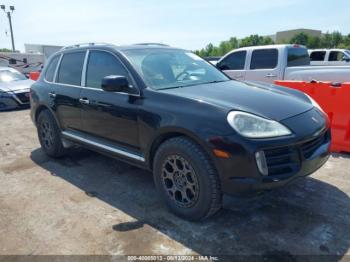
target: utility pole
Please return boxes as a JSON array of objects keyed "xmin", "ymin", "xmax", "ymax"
[{"xmin": 1, "ymin": 5, "xmax": 15, "ymax": 52}]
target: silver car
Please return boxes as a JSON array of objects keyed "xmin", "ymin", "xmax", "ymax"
[{"xmin": 0, "ymin": 67, "xmax": 35, "ymax": 110}]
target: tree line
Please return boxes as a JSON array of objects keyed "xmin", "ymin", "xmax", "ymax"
[{"xmin": 195, "ymin": 31, "xmax": 350, "ymax": 57}]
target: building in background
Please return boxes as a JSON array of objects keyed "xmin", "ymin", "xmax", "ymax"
[
  {"xmin": 267, "ymin": 28, "xmax": 322, "ymax": 43},
  {"xmin": 24, "ymin": 44, "xmax": 62, "ymax": 60}
]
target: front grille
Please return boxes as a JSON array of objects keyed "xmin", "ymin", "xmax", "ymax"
[
  {"xmin": 15, "ymin": 92, "xmax": 30, "ymax": 104},
  {"xmin": 301, "ymin": 132, "xmax": 327, "ymax": 159},
  {"xmin": 264, "ymin": 146, "xmax": 299, "ymax": 176},
  {"xmin": 263, "ymin": 130, "xmax": 329, "ymax": 177}
]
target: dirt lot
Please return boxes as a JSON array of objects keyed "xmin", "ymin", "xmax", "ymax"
[{"xmin": 0, "ymin": 109, "xmax": 350, "ymax": 259}]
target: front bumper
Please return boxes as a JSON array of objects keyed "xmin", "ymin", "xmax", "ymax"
[
  {"xmin": 209, "ymin": 109, "xmax": 331, "ymax": 195},
  {"xmin": 0, "ymin": 90, "xmax": 30, "ymax": 110}
]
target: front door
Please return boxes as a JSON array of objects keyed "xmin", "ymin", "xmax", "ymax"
[
  {"xmin": 79, "ymin": 50, "xmax": 140, "ymax": 149},
  {"xmin": 245, "ymin": 48, "xmax": 280, "ymax": 83},
  {"xmin": 218, "ymin": 50, "xmax": 247, "ymax": 81}
]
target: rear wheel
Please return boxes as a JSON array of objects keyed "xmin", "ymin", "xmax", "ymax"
[
  {"xmin": 37, "ymin": 110, "xmax": 65, "ymax": 158},
  {"xmin": 153, "ymin": 137, "xmax": 222, "ymax": 221}
]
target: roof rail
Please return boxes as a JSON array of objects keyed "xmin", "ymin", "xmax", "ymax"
[
  {"xmin": 134, "ymin": 43, "xmax": 169, "ymax": 47},
  {"xmin": 60, "ymin": 42, "xmax": 111, "ymax": 51}
]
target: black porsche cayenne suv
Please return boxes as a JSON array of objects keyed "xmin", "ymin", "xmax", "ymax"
[{"xmin": 30, "ymin": 43, "xmax": 331, "ymax": 221}]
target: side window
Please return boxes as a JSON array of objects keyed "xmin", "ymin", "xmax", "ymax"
[
  {"xmin": 250, "ymin": 49, "xmax": 278, "ymax": 70},
  {"xmin": 217, "ymin": 51, "xmax": 246, "ymax": 70},
  {"xmin": 86, "ymin": 50, "xmax": 129, "ymax": 89},
  {"xmin": 310, "ymin": 51, "xmax": 326, "ymax": 61},
  {"xmin": 57, "ymin": 52, "xmax": 85, "ymax": 86},
  {"xmin": 329, "ymin": 51, "xmax": 344, "ymax": 61},
  {"xmin": 45, "ymin": 55, "xmax": 59, "ymax": 82}
]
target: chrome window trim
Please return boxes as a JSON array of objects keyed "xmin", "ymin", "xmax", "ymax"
[
  {"xmin": 62, "ymin": 131, "xmax": 145, "ymax": 162},
  {"xmin": 81, "ymin": 50, "xmax": 89, "ymax": 87}
]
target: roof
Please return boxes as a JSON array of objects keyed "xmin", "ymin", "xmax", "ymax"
[{"xmin": 58, "ymin": 42, "xmax": 181, "ymax": 52}]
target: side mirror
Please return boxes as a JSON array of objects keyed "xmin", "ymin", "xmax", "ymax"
[
  {"xmin": 101, "ymin": 75, "xmax": 129, "ymax": 92},
  {"xmin": 343, "ymin": 57, "xmax": 350, "ymax": 62}
]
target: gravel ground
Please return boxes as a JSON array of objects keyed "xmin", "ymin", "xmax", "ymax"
[{"xmin": 0, "ymin": 109, "xmax": 350, "ymax": 260}]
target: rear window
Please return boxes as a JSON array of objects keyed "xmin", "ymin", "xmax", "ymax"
[
  {"xmin": 287, "ymin": 47, "xmax": 310, "ymax": 66},
  {"xmin": 310, "ymin": 51, "xmax": 326, "ymax": 62},
  {"xmin": 250, "ymin": 49, "xmax": 278, "ymax": 70},
  {"xmin": 45, "ymin": 55, "xmax": 60, "ymax": 82},
  {"xmin": 57, "ymin": 52, "xmax": 85, "ymax": 86}
]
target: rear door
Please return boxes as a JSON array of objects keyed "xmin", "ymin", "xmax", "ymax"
[
  {"xmin": 79, "ymin": 50, "xmax": 140, "ymax": 149},
  {"xmin": 217, "ymin": 50, "xmax": 247, "ymax": 80},
  {"xmin": 245, "ymin": 48, "xmax": 280, "ymax": 83},
  {"xmin": 53, "ymin": 51, "xmax": 85, "ymax": 131}
]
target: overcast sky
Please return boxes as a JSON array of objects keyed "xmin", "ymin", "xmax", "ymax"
[{"xmin": 0, "ymin": 0, "xmax": 349, "ymax": 52}]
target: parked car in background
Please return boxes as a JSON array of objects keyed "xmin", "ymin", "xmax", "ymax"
[
  {"xmin": 31, "ymin": 43, "xmax": 330, "ymax": 221},
  {"xmin": 217, "ymin": 44, "xmax": 350, "ymax": 83},
  {"xmin": 203, "ymin": 56, "xmax": 222, "ymax": 65},
  {"xmin": 0, "ymin": 67, "xmax": 34, "ymax": 110},
  {"xmin": 309, "ymin": 49, "xmax": 350, "ymax": 66}
]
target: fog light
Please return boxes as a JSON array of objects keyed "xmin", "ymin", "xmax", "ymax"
[{"xmin": 255, "ymin": 151, "xmax": 268, "ymax": 176}]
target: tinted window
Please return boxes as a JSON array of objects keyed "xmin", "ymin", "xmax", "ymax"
[
  {"xmin": 123, "ymin": 49, "xmax": 229, "ymax": 90},
  {"xmin": 250, "ymin": 49, "xmax": 278, "ymax": 69},
  {"xmin": 329, "ymin": 51, "xmax": 344, "ymax": 61},
  {"xmin": 57, "ymin": 52, "xmax": 85, "ymax": 86},
  {"xmin": 310, "ymin": 51, "xmax": 326, "ymax": 61},
  {"xmin": 45, "ymin": 55, "xmax": 59, "ymax": 82},
  {"xmin": 86, "ymin": 51, "xmax": 129, "ymax": 89},
  {"xmin": 287, "ymin": 47, "xmax": 310, "ymax": 66},
  {"xmin": 217, "ymin": 51, "xmax": 246, "ymax": 70}
]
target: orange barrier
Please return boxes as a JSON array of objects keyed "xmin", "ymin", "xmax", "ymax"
[
  {"xmin": 29, "ymin": 71, "xmax": 40, "ymax": 81},
  {"xmin": 275, "ymin": 80, "xmax": 350, "ymax": 153}
]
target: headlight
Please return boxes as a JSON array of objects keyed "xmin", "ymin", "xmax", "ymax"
[
  {"xmin": 305, "ymin": 94, "xmax": 324, "ymax": 113},
  {"xmin": 227, "ymin": 111, "xmax": 292, "ymax": 138}
]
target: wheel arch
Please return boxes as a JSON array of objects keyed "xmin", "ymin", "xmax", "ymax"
[
  {"xmin": 34, "ymin": 104, "xmax": 61, "ymax": 130},
  {"xmin": 147, "ymin": 127, "xmax": 215, "ymax": 170}
]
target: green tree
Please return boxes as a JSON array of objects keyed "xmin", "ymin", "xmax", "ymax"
[
  {"xmin": 290, "ymin": 32, "xmax": 309, "ymax": 46},
  {"xmin": 308, "ymin": 36, "xmax": 321, "ymax": 48},
  {"xmin": 0, "ymin": 48, "xmax": 12, "ymax": 52}
]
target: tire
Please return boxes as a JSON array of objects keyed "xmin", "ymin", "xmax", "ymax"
[
  {"xmin": 153, "ymin": 136, "xmax": 222, "ymax": 221},
  {"xmin": 37, "ymin": 109, "xmax": 66, "ymax": 158}
]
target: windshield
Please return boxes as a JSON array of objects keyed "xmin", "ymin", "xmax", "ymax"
[
  {"xmin": 122, "ymin": 49, "xmax": 229, "ymax": 90},
  {"xmin": 0, "ymin": 70, "xmax": 27, "ymax": 83},
  {"xmin": 345, "ymin": 50, "xmax": 350, "ymax": 57}
]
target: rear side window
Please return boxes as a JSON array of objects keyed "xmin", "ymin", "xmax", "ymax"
[
  {"xmin": 85, "ymin": 50, "xmax": 129, "ymax": 89},
  {"xmin": 310, "ymin": 51, "xmax": 326, "ymax": 61},
  {"xmin": 45, "ymin": 55, "xmax": 59, "ymax": 82},
  {"xmin": 329, "ymin": 51, "xmax": 344, "ymax": 61},
  {"xmin": 57, "ymin": 52, "xmax": 85, "ymax": 86},
  {"xmin": 287, "ymin": 47, "xmax": 310, "ymax": 66},
  {"xmin": 250, "ymin": 49, "xmax": 278, "ymax": 69},
  {"xmin": 217, "ymin": 51, "xmax": 246, "ymax": 70}
]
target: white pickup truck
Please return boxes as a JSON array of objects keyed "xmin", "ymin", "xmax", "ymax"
[
  {"xmin": 309, "ymin": 49, "xmax": 350, "ymax": 66},
  {"xmin": 217, "ymin": 44, "xmax": 350, "ymax": 83}
]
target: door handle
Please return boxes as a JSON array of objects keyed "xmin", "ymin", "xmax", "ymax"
[
  {"xmin": 265, "ymin": 73, "xmax": 277, "ymax": 78},
  {"xmin": 48, "ymin": 92, "xmax": 56, "ymax": 98},
  {"xmin": 79, "ymin": 98, "xmax": 90, "ymax": 105},
  {"xmin": 234, "ymin": 74, "xmax": 243, "ymax": 78}
]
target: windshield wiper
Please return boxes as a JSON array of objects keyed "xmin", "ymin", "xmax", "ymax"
[{"xmin": 157, "ymin": 86, "xmax": 182, "ymax": 90}]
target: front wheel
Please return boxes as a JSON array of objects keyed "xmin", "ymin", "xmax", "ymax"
[{"xmin": 153, "ymin": 137, "xmax": 222, "ymax": 221}]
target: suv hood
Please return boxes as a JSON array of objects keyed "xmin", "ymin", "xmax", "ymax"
[
  {"xmin": 160, "ymin": 80, "xmax": 313, "ymax": 121},
  {"xmin": 0, "ymin": 79, "xmax": 34, "ymax": 93}
]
